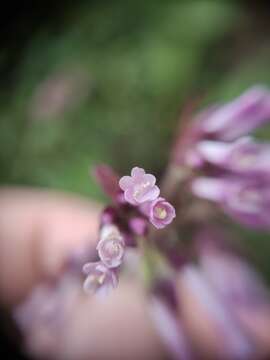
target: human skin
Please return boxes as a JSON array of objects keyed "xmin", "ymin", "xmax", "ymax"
[{"xmin": 0, "ymin": 187, "xmax": 270, "ymax": 359}]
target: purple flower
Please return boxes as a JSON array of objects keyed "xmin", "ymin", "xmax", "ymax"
[
  {"xmin": 181, "ymin": 265, "xmax": 254, "ymax": 359},
  {"xmin": 199, "ymin": 248, "xmax": 270, "ymax": 309},
  {"xmin": 83, "ymin": 262, "xmax": 118, "ymax": 297},
  {"xmin": 194, "ymin": 235, "xmax": 270, "ymax": 354},
  {"xmin": 14, "ymin": 272, "xmax": 82, "ymax": 351},
  {"xmin": 119, "ymin": 167, "xmax": 160, "ymax": 205},
  {"xmin": 192, "ymin": 177, "xmax": 270, "ymax": 229},
  {"xmin": 97, "ymin": 225, "xmax": 125, "ymax": 268},
  {"xmin": 200, "ymin": 86, "xmax": 270, "ymax": 141},
  {"xmin": 147, "ymin": 197, "xmax": 176, "ymax": 229},
  {"xmin": 129, "ymin": 216, "xmax": 149, "ymax": 236},
  {"xmin": 195, "ymin": 137, "xmax": 270, "ymax": 177},
  {"xmin": 149, "ymin": 298, "xmax": 192, "ymax": 360}
]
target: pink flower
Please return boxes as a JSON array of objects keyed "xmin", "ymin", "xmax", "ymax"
[
  {"xmin": 200, "ymin": 86, "xmax": 270, "ymax": 141},
  {"xmin": 97, "ymin": 225, "xmax": 125, "ymax": 268},
  {"xmin": 83, "ymin": 262, "xmax": 118, "ymax": 297},
  {"xmin": 149, "ymin": 298, "xmax": 192, "ymax": 360},
  {"xmin": 181, "ymin": 265, "xmax": 254, "ymax": 359},
  {"xmin": 119, "ymin": 167, "xmax": 160, "ymax": 205},
  {"xmin": 181, "ymin": 86, "xmax": 270, "ymax": 167},
  {"xmin": 148, "ymin": 197, "xmax": 176, "ymax": 229},
  {"xmin": 195, "ymin": 137, "xmax": 270, "ymax": 177},
  {"xmin": 129, "ymin": 217, "xmax": 148, "ymax": 236},
  {"xmin": 191, "ymin": 177, "xmax": 270, "ymax": 229}
]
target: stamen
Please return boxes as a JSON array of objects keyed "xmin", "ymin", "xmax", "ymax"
[
  {"xmin": 98, "ymin": 273, "xmax": 106, "ymax": 285},
  {"xmin": 155, "ymin": 206, "xmax": 167, "ymax": 220}
]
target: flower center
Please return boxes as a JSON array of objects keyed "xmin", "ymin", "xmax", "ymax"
[
  {"xmin": 105, "ymin": 240, "xmax": 121, "ymax": 257},
  {"xmin": 133, "ymin": 181, "xmax": 151, "ymax": 200},
  {"xmin": 154, "ymin": 206, "xmax": 167, "ymax": 220},
  {"xmin": 98, "ymin": 272, "xmax": 106, "ymax": 285}
]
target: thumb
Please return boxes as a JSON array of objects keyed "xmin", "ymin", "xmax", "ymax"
[{"xmin": 0, "ymin": 187, "xmax": 101, "ymax": 306}]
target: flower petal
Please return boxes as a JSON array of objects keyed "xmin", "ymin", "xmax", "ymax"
[
  {"xmin": 119, "ymin": 176, "xmax": 133, "ymax": 190},
  {"xmin": 191, "ymin": 177, "xmax": 225, "ymax": 202},
  {"xmin": 82, "ymin": 262, "xmax": 99, "ymax": 275},
  {"xmin": 131, "ymin": 167, "xmax": 145, "ymax": 178},
  {"xmin": 144, "ymin": 173, "xmax": 156, "ymax": 186},
  {"xmin": 139, "ymin": 185, "xmax": 160, "ymax": 203},
  {"xmin": 124, "ymin": 188, "xmax": 138, "ymax": 205}
]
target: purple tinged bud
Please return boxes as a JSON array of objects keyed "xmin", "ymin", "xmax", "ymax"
[
  {"xmin": 115, "ymin": 191, "xmax": 127, "ymax": 204},
  {"xmin": 83, "ymin": 262, "xmax": 118, "ymax": 297},
  {"xmin": 129, "ymin": 217, "xmax": 149, "ymax": 236},
  {"xmin": 100, "ymin": 206, "xmax": 118, "ymax": 226},
  {"xmin": 201, "ymin": 86, "xmax": 270, "ymax": 141},
  {"xmin": 191, "ymin": 177, "xmax": 226, "ymax": 202},
  {"xmin": 97, "ymin": 225, "xmax": 125, "ymax": 268},
  {"xmin": 93, "ymin": 164, "xmax": 121, "ymax": 200},
  {"xmin": 121, "ymin": 231, "xmax": 136, "ymax": 247},
  {"xmin": 119, "ymin": 167, "xmax": 160, "ymax": 206},
  {"xmin": 148, "ymin": 197, "xmax": 176, "ymax": 229}
]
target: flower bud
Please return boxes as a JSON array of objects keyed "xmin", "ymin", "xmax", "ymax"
[
  {"xmin": 119, "ymin": 167, "xmax": 160, "ymax": 205},
  {"xmin": 97, "ymin": 225, "xmax": 125, "ymax": 268}
]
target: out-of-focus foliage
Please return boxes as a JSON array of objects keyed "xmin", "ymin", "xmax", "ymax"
[
  {"xmin": 0, "ymin": 0, "xmax": 270, "ymax": 203},
  {"xmin": 0, "ymin": 0, "xmax": 270, "ymax": 278},
  {"xmin": 0, "ymin": 0, "xmax": 244, "ymax": 196}
]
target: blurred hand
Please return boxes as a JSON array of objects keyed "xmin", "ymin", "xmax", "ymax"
[
  {"xmin": 0, "ymin": 187, "xmax": 163, "ymax": 359},
  {"xmin": 0, "ymin": 187, "xmax": 270, "ymax": 360}
]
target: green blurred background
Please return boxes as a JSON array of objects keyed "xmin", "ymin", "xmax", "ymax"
[{"xmin": 0, "ymin": 1, "xmax": 270, "ymax": 275}]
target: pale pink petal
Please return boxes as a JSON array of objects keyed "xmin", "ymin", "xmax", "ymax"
[
  {"xmin": 163, "ymin": 207, "xmax": 176, "ymax": 224},
  {"xmin": 139, "ymin": 185, "xmax": 160, "ymax": 203},
  {"xmin": 119, "ymin": 176, "xmax": 133, "ymax": 190},
  {"xmin": 191, "ymin": 177, "xmax": 225, "ymax": 202},
  {"xmin": 124, "ymin": 188, "xmax": 138, "ymax": 205},
  {"xmin": 131, "ymin": 167, "xmax": 145, "ymax": 178},
  {"xmin": 144, "ymin": 173, "xmax": 156, "ymax": 187}
]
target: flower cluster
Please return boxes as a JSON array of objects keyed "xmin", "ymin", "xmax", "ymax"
[
  {"xmin": 183, "ymin": 86, "xmax": 270, "ymax": 229},
  {"xmin": 119, "ymin": 167, "xmax": 176, "ymax": 229},
  {"xmin": 82, "ymin": 166, "xmax": 175, "ymax": 296},
  {"xmin": 83, "ymin": 225, "xmax": 124, "ymax": 297}
]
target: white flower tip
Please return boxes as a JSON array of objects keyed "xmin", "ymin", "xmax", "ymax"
[{"xmin": 131, "ymin": 166, "xmax": 145, "ymax": 177}]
